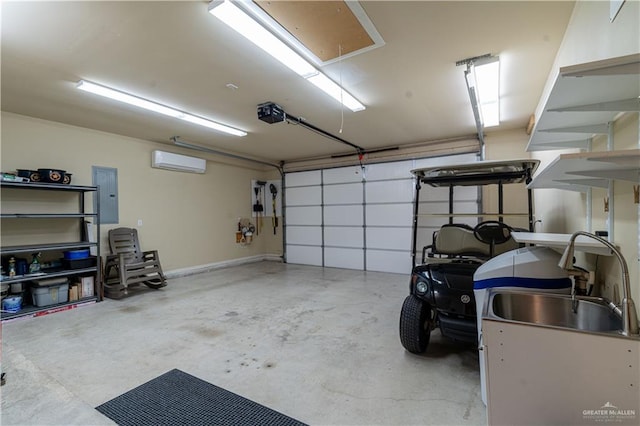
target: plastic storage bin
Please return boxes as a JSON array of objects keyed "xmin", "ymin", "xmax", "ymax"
[
  {"xmin": 62, "ymin": 256, "xmax": 97, "ymax": 270},
  {"xmin": 2, "ymin": 296, "xmax": 22, "ymax": 312},
  {"xmin": 31, "ymin": 281, "xmax": 69, "ymax": 307},
  {"xmin": 63, "ymin": 249, "xmax": 90, "ymax": 260}
]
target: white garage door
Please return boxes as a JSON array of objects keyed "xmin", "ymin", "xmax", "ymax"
[{"xmin": 284, "ymin": 153, "xmax": 479, "ymax": 274}]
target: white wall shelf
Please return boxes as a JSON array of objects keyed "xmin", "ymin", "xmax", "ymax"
[
  {"xmin": 526, "ymin": 53, "xmax": 640, "ymax": 152},
  {"xmin": 527, "ymin": 148, "xmax": 640, "ymax": 191},
  {"xmin": 512, "ymin": 232, "xmax": 615, "ymax": 256}
]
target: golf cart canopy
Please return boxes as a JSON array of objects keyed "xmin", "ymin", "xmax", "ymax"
[{"xmin": 411, "ymin": 159, "xmax": 539, "ymax": 187}]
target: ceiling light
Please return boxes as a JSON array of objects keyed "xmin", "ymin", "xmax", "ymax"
[
  {"xmin": 209, "ymin": 0, "xmax": 316, "ymax": 77},
  {"xmin": 473, "ymin": 57, "xmax": 500, "ymax": 127},
  {"xmin": 76, "ymin": 80, "xmax": 247, "ymax": 137},
  {"xmin": 307, "ymin": 74, "xmax": 365, "ymax": 112},
  {"xmin": 208, "ymin": 0, "xmax": 365, "ymax": 112}
]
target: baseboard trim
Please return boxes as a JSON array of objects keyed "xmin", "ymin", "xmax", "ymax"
[{"xmin": 165, "ymin": 254, "xmax": 283, "ymax": 279}]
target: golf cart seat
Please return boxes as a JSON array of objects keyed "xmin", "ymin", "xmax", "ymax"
[
  {"xmin": 423, "ymin": 223, "xmax": 519, "ymax": 262},
  {"xmin": 103, "ymin": 227, "xmax": 167, "ymax": 299},
  {"xmin": 433, "ymin": 224, "xmax": 490, "ymax": 257}
]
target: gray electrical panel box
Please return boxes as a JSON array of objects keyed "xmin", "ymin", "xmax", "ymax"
[{"xmin": 92, "ymin": 166, "xmax": 119, "ymax": 224}]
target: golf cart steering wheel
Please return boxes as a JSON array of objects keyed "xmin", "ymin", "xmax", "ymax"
[{"xmin": 473, "ymin": 220, "xmax": 513, "ymax": 245}]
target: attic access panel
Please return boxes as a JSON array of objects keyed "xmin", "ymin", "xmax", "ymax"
[{"xmin": 254, "ymin": 0, "xmax": 384, "ymax": 64}]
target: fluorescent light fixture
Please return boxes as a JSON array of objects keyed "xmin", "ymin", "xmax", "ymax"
[
  {"xmin": 473, "ymin": 58, "xmax": 500, "ymax": 127},
  {"xmin": 76, "ymin": 80, "xmax": 247, "ymax": 137},
  {"xmin": 208, "ymin": 0, "xmax": 316, "ymax": 77},
  {"xmin": 307, "ymin": 74, "xmax": 366, "ymax": 112},
  {"xmin": 208, "ymin": 0, "xmax": 365, "ymax": 112}
]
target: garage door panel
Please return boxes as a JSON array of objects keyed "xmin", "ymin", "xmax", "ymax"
[
  {"xmin": 366, "ymin": 250, "xmax": 411, "ymax": 274},
  {"xmin": 324, "ymin": 183, "xmax": 362, "ymax": 205},
  {"xmin": 325, "ymin": 247, "xmax": 364, "ymax": 270},
  {"xmin": 324, "ymin": 205, "xmax": 363, "ymax": 226},
  {"xmin": 286, "ymin": 226, "xmax": 322, "ymax": 245},
  {"xmin": 417, "ymin": 200, "xmax": 479, "ymax": 215},
  {"xmin": 366, "ymin": 179, "xmax": 413, "ymax": 203},
  {"xmin": 325, "ymin": 226, "xmax": 363, "ymax": 247},
  {"xmin": 323, "ymin": 167, "xmax": 363, "ymax": 184},
  {"xmin": 417, "ymin": 216, "xmax": 478, "ymax": 228},
  {"xmin": 286, "ymin": 206, "xmax": 322, "ymax": 225},
  {"xmin": 286, "ymin": 186, "xmax": 321, "ymax": 206},
  {"xmin": 287, "ymin": 170, "xmax": 321, "ymax": 187},
  {"xmin": 420, "ymin": 185, "xmax": 478, "ymax": 202},
  {"xmin": 286, "ymin": 245, "xmax": 323, "ymax": 266},
  {"xmin": 366, "ymin": 204, "xmax": 412, "ymax": 226},
  {"xmin": 413, "ymin": 153, "xmax": 478, "ymax": 169},
  {"xmin": 365, "ymin": 160, "xmax": 413, "ymax": 181},
  {"xmin": 284, "ymin": 154, "xmax": 480, "ymax": 272},
  {"xmin": 366, "ymin": 227, "xmax": 412, "ymax": 250}
]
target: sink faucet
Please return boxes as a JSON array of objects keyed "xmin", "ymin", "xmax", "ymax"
[
  {"xmin": 566, "ymin": 267, "xmax": 594, "ymax": 313},
  {"xmin": 558, "ymin": 231, "xmax": 639, "ymax": 336}
]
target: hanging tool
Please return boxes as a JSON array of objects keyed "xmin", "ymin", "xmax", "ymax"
[
  {"xmin": 256, "ymin": 181, "xmax": 266, "ymax": 235},
  {"xmin": 262, "ymin": 183, "xmax": 266, "ymax": 231},
  {"xmin": 253, "ymin": 186, "xmax": 263, "ymax": 235},
  {"xmin": 270, "ymin": 183, "xmax": 278, "ymax": 235}
]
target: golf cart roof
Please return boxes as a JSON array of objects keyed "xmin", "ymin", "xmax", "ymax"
[{"xmin": 411, "ymin": 159, "xmax": 539, "ymax": 187}]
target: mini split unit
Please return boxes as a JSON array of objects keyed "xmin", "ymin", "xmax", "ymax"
[{"xmin": 151, "ymin": 150, "xmax": 206, "ymax": 174}]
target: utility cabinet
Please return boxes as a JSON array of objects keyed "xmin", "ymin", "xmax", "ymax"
[
  {"xmin": 483, "ymin": 318, "xmax": 640, "ymax": 425},
  {"xmin": 1, "ymin": 181, "xmax": 101, "ymax": 321}
]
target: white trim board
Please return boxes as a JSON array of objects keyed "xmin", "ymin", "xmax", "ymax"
[{"xmin": 165, "ymin": 254, "xmax": 283, "ymax": 279}]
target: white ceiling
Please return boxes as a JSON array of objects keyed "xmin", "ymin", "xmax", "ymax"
[{"xmin": 1, "ymin": 1, "xmax": 575, "ymax": 163}]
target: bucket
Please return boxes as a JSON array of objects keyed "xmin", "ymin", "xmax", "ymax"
[{"xmin": 2, "ymin": 295, "xmax": 22, "ymax": 313}]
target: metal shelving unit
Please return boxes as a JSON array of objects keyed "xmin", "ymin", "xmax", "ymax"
[{"xmin": 1, "ymin": 181, "xmax": 101, "ymax": 321}]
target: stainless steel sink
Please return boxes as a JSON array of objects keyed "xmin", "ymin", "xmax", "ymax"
[{"xmin": 486, "ymin": 291, "xmax": 623, "ymax": 333}]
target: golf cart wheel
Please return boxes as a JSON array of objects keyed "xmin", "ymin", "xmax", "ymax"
[{"xmin": 399, "ymin": 295, "xmax": 434, "ymax": 354}]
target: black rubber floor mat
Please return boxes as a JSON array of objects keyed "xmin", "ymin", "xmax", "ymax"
[{"xmin": 96, "ymin": 369, "xmax": 307, "ymax": 426}]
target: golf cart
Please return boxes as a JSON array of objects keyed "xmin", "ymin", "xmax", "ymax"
[{"xmin": 399, "ymin": 159, "xmax": 539, "ymax": 353}]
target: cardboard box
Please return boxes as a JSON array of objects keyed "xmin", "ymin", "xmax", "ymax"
[
  {"xmin": 79, "ymin": 276, "xmax": 94, "ymax": 298},
  {"xmin": 69, "ymin": 284, "xmax": 78, "ymax": 301}
]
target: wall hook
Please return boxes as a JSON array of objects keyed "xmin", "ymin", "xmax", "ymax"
[
  {"xmin": 633, "ymin": 185, "xmax": 639, "ymax": 204},
  {"xmin": 603, "ymin": 197, "xmax": 609, "ymax": 212}
]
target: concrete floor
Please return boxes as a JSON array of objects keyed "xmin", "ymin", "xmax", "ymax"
[{"xmin": 1, "ymin": 261, "xmax": 486, "ymax": 425}]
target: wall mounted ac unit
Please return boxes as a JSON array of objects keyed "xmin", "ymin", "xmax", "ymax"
[{"xmin": 151, "ymin": 150, "xmax": 206, "ymax": 174}]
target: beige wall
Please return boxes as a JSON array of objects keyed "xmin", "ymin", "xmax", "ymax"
[
  {"xmin": 555, "ymin": 0, "xmax": 639, "ymax": 69},
  {"xmin": 595, "ymin": 113, "xmax": 639, "ymax": 304},
  {"xmin": 481, "ymin": 128, "xmax": 532, "ymax": 231},
  {"xmin": 1, "ymin": 112, "xmax": 283, "ymax": 272},
  {"xmin": 531, "ymin": 0, "xmax": 639, "ymax": 304}
]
